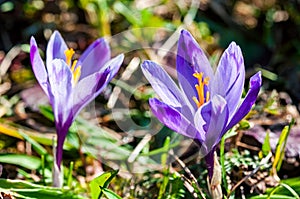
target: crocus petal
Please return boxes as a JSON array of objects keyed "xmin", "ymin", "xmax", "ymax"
[
  {"xmin": 194, "ymin": 102, "xmax": 211, "ymax": 135},
  {"xmin": 195, "ymin": 95, "xmax": 228, "ymax": 150},
  {"xmin": 149, "ymin": 98, "xmax": 202, "ymax": 141},
  {"xmin": 48, "ymin": 59, "xmax": 74, "ymax": 169},
  {"xmin": 46, "ymin": 31, "xmax": 68, "ymax": 72},
  {"xmin": 142, "ymin": 61, "xmax": 194, "ymax": 120},
  {"xmin": 176, "ymin": 30, "xmax": 214, "ymax": 109},
  {"xmin": 213, "ymin": 42, "xmax": 245, "ymax": 117},
  {"xmin": 142, "ymin": 61, "xmax": 191, "ymax": 111},
  {"xmin": 205, "ymin": 95, "xmax": 229, "ymax": 149},
  {"xmin": 71, "ymin": 54, "xmax": 123, "ymax": 119},
  {"xmin": 104, "ymin": 54, "xmax": 124, "ymax": 82},
  {"xmin": 224, "ymin": 71, "xmax": 262, "ymax": 133},
  {"xmin": 72, "ymin": 68, "xmax": 111, "ymax": 119},
  {"xmin": 194, "ymin": 101, "xmax": 215, "ymax": 136},
  {"xmin": 30, "ymin": 37, "xmax": 50, "ymax": 98},
  {"xmin": 205, "ymin": 149, "xmax": 215, "ymax": 180},
  {"xmin": 78, "ymin": 38, "xmax": 111, "ymax": 80},
  {"xmin": 55, "ymin": 119, "xmax": 72, "ymax": 169},
  {"xmin": 48, "ymin": 59, "xmax": 73, "ymax": 126}
]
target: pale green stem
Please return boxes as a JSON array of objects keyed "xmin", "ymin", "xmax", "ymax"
[
  {"xmin": 52, "ymin": 139, "xmax": 63, "ymax": 188},
  {"xmin": 208, "ymin": 152, "xmax": 223, "ymax": 199}
]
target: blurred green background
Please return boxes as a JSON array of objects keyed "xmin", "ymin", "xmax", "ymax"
[{"xmin": 1, "ymin": 0, "xmax": 300, "ymax": 102}]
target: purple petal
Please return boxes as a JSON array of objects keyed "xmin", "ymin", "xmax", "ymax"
[
  {"xmin": 195, "ymin": 95, "xmax": 228, "ymax": 151},
  {"xmin": 48, "ymin": 59, "xmax": 74, "ymax": 169},
  {"xmin": 224, "ymin": 71, "xmax": 262, "ymax": 132},
  {"xmin": 205, "ymin": 149, "xmax": 215, "ymax": 180},
  {"xmin": 48, "ymin": 59, "xmax": 73, "ymax": 126},
  {"xmin": 71, "ymin": 54, "xmax": 123, "ymax": 119},
  {"xmin": 46, "ymin": 31, "xmax": 68, "ymax": 72},
  {"xmin": 149, "ymin": 98, "xmax": 202, "ymax": 142},
  {"xmin": 55, "ymin": 119, "xmax": 72, "ymax": 169},
  {"xmin": 213, "ymin": 42, "xmax": 245, "ymax": 117},
  {"xmin": 194, "ymin": 103, "xmax": 213, "ymax": 142},
  {"xmin": 194, "ymin": 102, "xmax": 211, "ymax": 134},
  {"xmin": 30, "ymin": 37, "xmax": 50, "ymax": 98},
  {"xmin": 176, "ymin": 30, "xmax": 214, "ymax": 110},
  {"xmin": 71, "ymin": 68, "xmax": 111, "ymax": 119},
  {"xmin": 103, "ymin": 54, "xmax": 124, "ymax": 82},
  {"xmin": 205, "ymin": 95, "xmax": 229, "ymax": 147},
  {"xmin": 142, "ymin": 61, "xmax": 193, "ymax": 119},
  {"xmin": 78, "ymin": 38, "xmax": 111, "ymax": 80}
]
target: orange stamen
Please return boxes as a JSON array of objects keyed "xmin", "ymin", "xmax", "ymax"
[
  {"xmin": 73, "ymin": 66, "xmax": 81, "ymax": 84},
  {"xmin": 64, "ymin": 48, "xmax": 81, "ymax": 85},
  {"xmin": 193, "ymin": 72, "xmax": 210, "ymax": 108},
  {"xmin": 71, "ymin": 60, "xmax": 77, "ymax": 72},
  {"xmin": 64, "ymin": 48, "xmax": 75, "ymax": 66}
]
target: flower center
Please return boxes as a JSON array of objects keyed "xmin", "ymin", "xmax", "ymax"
[
  {"xmin": 192, "ymin": 72, "xmax": 210, "ymax": 108},
  {"xmin": 64, "ymin": 48, "xmax": 81, "ymax": 84}
]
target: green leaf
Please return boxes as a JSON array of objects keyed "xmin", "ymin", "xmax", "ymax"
[
  {"xmin": 39, "ymin": 105, "xmax": 54, "ymax": 122},
  {"xmin": 279, "ymin": 183, "xmax": 300, "ymax": 198},
  {"xmin": 238, "ymin": 119, "xmax": 251, "ymax": 130},
  {"xmin": 257, "ymin": 67, "xmax": 278, "ymax": 81},
  {"xmin": 266, "ymin": 179, "xmax": 300, "ymax": 199},
  {"xmin": 18, "ymin": 130, "xmax": 48, "ymax": 156},
  {"xmin": 262, "ymin": 131, "xmax": 271, "ymax": 156},
  {"xmin": 254, "ymin": 177, "xmax": 300, "ymax": 199},
  {"xmin": 67, "ymin": 161, "xmax": 74, "ymax": 188},
  {"xmin": 0, "ymin": 179, "xmax": 85, "ymax": 199},
  {"xmin": 113, "ymin": 2, "xmax": 142, "ymax": 26},
  {"xmin": 102, "ymin": 188, "xmax": 122, "ymax": 199},
  {"xmin": 249, "ymin": 195, "xmax": 298, "ymax": 199},
  {"xmin": 140, "ymin": 9, "xmax": 166, "ymax": 27},
  {"xmin": 0, "ymin": 154, "xmax": 41, "ymax": 170},
  {"xmin": 273, "ymin": 120, "xmax": 294, "ymax": 171},
  {"xmin": 89, "ymin": 170, "xmax": 119, "ymax": 199},
  {"xmin": 161, "ymin": 136, "xmax": 170, "ymax": 166},
  {"xmin": 220, "ymin": 133, "xmax": 229, "ymax": 194},
  {"xmin": 281, "ymin": 177, "xmax": 300, "ymax": 187},
  {"xmin": 0, "ymin": 120, "xmax": 54, "ymax": 147}
]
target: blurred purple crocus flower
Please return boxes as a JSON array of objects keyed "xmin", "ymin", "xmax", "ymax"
[
  {"xmin": 141, "ymin": 30, "xmax": 261, "ymax": 179},
  {"xmin": 30, "ymin": 31, "xmax": 124, "ymax": 180}
]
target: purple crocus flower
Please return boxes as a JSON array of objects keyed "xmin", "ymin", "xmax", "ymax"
[
  {"xmin": 141, "ymin": 30, "xmax": 261, "ymax": 179},
  {"xmin": 30, "ymin": 31, "xmax": 124, "ymax": 175}
]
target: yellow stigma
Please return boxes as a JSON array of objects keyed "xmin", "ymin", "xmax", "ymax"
[
  {"xmin": 192, "ymin": 72, "xmax": 210, "ymax": 108},
  {"xmin": 64, "ymin": 48, "xmax": 81, "ymax": 85},
  {"xmin": 73, "ymin": 65, "xmax": 81, "ymax": 84},
  {"xmin": 65, "ymin": 48, "xmax": 75, "ymax": 66}
]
